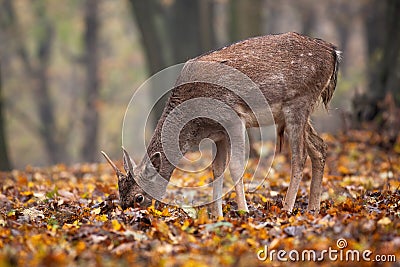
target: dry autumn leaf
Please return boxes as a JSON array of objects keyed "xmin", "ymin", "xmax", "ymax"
[{"xmin": 0, "ymin": 130, "xmax": 399, "ymax": 266}]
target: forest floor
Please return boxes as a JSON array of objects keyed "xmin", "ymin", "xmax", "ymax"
[{"xmin": 0, "ymin": 130, "xmax": 399, "ymax": 266}]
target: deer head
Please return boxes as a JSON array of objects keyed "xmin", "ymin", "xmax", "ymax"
[{"xmin": 101, "ymin": 148, "xmax": 160, "ymax": 209}]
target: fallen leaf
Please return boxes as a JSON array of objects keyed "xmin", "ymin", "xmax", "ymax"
[{"xmin": 377, "ymin": 217, "xmax": 392, "ymax": 225}]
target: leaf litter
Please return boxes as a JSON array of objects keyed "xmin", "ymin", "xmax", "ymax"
[{"xmin": 0, "ymin": 130, "xmax": 399, "ymax": 266}]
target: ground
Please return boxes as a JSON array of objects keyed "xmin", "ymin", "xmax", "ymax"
[{"xmin": 0, "ymin": 130, "xmax": 399, "ymax": 266}]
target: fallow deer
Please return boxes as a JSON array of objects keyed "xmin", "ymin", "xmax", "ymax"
[{"xmin": 102, "ymin": 32, "xmax": 340, "ymax": 217}]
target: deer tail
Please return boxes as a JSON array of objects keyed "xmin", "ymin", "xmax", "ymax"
[{"xmin": 321, "ymin": 49, "xmax": 341, "ymax": 109}]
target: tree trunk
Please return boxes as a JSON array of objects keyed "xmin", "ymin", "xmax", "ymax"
[
  {"xmin": 0, "ymin": 61, "xmax": 12, "ymax": 171},
  {"xmin": 129, "ymin": 0, "xmax": 169, "ymax": 75},
  {"xmin": 229, "ymin": 0, "xmax": 263, "ymax": 158},
  {"xmin": 378, "ymin": 0, "xmax": 400, "ymax": 103},
  {"xmin": 81, "ymin": 0, "xmax": 100, "ymax": 162},
  {"xmin": 199, "ymin": 0, "xmax": 216, "ymax": 53},
  {"xmin": 129, "ymin": 0, "xmax": 171, "ymax": 125},
  {"xmin": 354, "ymin": 0, "xmax": 400, "ymax": 123},
  {"xmin": 129, "ymin": 0, "xmax": 217, "ymax": 125},
  {"xmin": 364, "ymin": 0, "xmax": 395, "ymax": 101},
  {"xmin": 229, "ymin": 0, "xmax": 263, "ymax": 41},
  {"xmin": 167, "ymin": 0, "xmax": 202, "ymax": 62},
  {"xmin": 2, "ymin": 0, "xmax": 67, "ymax": 164},
  {"xmin": 34, "ymin": 4, "xmax": 66, "ymax": 164}
]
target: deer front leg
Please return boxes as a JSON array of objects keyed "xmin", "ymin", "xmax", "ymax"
[
  {"xmin": 211, "ymin": 139, "xmax": 228, "ymax": 217},
  {"xmin": 228, "ymin": 122, "xmax": 249, "ymax": 212},
  {"xmin": 282, "ymin": 109, "xmax": 308, "ymax": 212},
  {"xmin": 306, "ymin": 122, "xmax": 327, "ymax": 213}
]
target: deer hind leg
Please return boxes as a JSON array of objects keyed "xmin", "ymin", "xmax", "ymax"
[
  {"xmin": 282, "ymin": 105, "xmax": 308, "ymax": 212},
  {"xmin": 305, "ymin": 121, "xmax": 327, "ymax": 213},
  {"xmin": 228, "ymin": 121, "xmax": 249, "ymax": 212},
  {"xmin": 211, "ymin": 138, "xmax": 228, "ymax": 217}
]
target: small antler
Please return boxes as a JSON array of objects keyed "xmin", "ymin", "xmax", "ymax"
[
  {"xmin": 122, "ymin": 146, "xmax": 136, "ymax": 174},
  {"xmin": 101, "ymin": 151, "xmax": 124, "ymax": 177}
]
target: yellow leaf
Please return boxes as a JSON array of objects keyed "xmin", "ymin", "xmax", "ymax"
[
  {"xmin": 181, "ymin": 220, "xmax": 191, "ymax": 231},
  {"xmin": 112, "ymin": 219, "xmax": 122, "ymax": 231},
  {"xmin": 148, "ymin": 205, "xmax": 162, "ymax": 216},
  {"xmin": 7, "ymin": 210, "xmax": 15, "ymax": 217},
  {"xmin": 223, "ymin": 204, "xmax": 231, "ymax": 213},
  {"xmin": 261, "ymin": 195, "xmax": 268, "ymax": 203},
  {"xmin": 86, "ymin": 183, "xmax": 96, "ymax": 192},
  {"xmin": 97, "ymin": 214, "xmax": 108, "ymax": 222},
  {"xmin": 196, "ymin": 207, "xmax": 210, "ymax": 225},
  {"xmin": 182, "ymin": 259, "xmax": 209, "ymax": 267}
]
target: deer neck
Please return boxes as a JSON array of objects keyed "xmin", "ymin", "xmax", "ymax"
[{"xmin": 145, "ymin": 111, "xmax": 196, "ymax": 182}]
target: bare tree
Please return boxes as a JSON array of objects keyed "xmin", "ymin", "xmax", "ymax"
[
  {"xmin": 365, "ymin": 0, "xmax": 400, "ymax": 102},
  {"xmin": 374, "ymin": 0, "xmax": 400, "ymax": 102},
  {"xmin": 0, "ymin": 0, "xmax": 14, "ymax": 170},
  {"xmin": 81, "ymin": 0, "xmax": 100, "ymax": 162},
  {"xmin": 354, "ymin": 0, "xmax": 400, "ymax": 123},
  {"xmin": 1, "ymin": 0, "xmax": 66, "ymax": 164},
  {"xmin": 34, "ymin": 6, "xmax": 64, "ymax": 164},
  {"xmin": 0, "ymin": 60, "xmax": 11, "ymax": 170},
  {"xmin": 1, "ymin": 0, "xmax": 104, "ymax": 164}
]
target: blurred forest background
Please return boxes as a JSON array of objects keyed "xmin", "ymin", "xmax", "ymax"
[{"xmin": 0, "ymin": 0, "xmax": 399, "ymax": 169}]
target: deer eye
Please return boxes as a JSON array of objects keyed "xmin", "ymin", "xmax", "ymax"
[{"xmin": 135, "ymin": 194, "xmax": 144, "ymax": 204}]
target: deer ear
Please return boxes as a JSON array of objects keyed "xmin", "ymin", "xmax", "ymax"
[
  {"xmin": 143, "ymin": 152, "xmax": 162, "ymax": 177},
  {"xmin": 122, "ymin": 147, "xmax": 136, "ymax": 174},
  {"xmin": 150, "ymin": 152, "xmax": 161, "ymax": 172}
]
